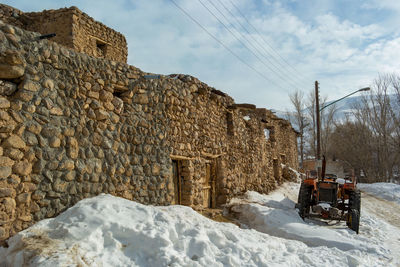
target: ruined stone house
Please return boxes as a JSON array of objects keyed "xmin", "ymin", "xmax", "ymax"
[
  {"xmin": 0, "ymin": 4, "xmax": 127, "ymax": 62},
  {"xmin": 0, "ymin": 4, "xmax": 298, "ymax": 244}
]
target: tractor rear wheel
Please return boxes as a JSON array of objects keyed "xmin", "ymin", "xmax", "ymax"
[
  {"xmin": 348, "ymin": 208, "xmax": 360, "ymax": 234},
  {"xmin": 298, "ymin": 183, "xmax": 312, "ymax": 219}
]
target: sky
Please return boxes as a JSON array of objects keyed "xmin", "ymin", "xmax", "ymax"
[{"xmin": 3, "ymin": 0, "xmax": 400, "ymax": 110}]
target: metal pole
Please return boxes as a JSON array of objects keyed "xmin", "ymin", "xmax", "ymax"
[
  {"xmin": 315, "ymin": 81, "xmax": 321, "ymax": 179},
  {"xmin": 315, "ymin": 81, "xmax": 321, "ymax": 161}
]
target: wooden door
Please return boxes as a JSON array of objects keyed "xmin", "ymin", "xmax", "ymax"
[{"xmin": 202, "ymin": 163, "xmax": 213, "ymax": 208}]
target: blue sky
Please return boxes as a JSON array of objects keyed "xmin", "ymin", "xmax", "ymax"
[{"xmin": 3, "ymin": 0, "xmax": 400, "ymax": 110}]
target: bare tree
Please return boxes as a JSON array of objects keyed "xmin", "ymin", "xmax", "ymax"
[
  {"xmin": 351, "ymin": 74, "xmax": 399, "ymax": 182},
  {"xmin": 321, "ymin": 104, "xmax": 337, "ymax": 158},
  {"xmin": 390, "ymin": 74, "xmax": 400, "ymax": 181},
  {"xmin": 329, "ymin": 120, "xmax": 374, "ymax": 182},
  {"xmin": 289, "ymin": 90, "xmax": 308, "ymax": 167}
]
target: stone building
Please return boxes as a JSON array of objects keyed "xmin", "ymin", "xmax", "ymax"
[
  {"xmin": 0, "ymin": 5, "xmax": 298, "ymax": 244},
  {"xmin": 0, "ymin": 4, "xmax": 127, "ymax": 62}
]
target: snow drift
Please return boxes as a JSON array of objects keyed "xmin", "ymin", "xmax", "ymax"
[{"xmin": 1, "ymin": 182, "xmax": 399, "ymax": 266}]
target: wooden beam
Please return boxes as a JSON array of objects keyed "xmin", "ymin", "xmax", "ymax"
[
  {"xmin": 170, "ymin": 154, "xmax": 194, "ymax": 160},
  {"xmin": 201, "ymin": 152, "xmax": 224, "ymax": 159}
]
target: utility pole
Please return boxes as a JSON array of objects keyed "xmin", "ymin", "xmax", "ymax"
[{"xmin": 315, "ymin": 81, "xmax": 321, "ymax": 178}]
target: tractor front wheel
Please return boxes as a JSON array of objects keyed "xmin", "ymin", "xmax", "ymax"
[
  {"xmin": 349, "ymin": 190, "xmax": 361, "ymax": 212},
  {"xmin": 348, "ymin": 209, "xmax": 360, "ymax": 234}
]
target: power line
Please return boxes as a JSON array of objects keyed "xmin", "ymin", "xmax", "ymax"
[
  {"xmin": 227, "ymin": 0, "xmax": 312, "ymax": 85},
  {"xmin": 197, "ymin": 0, "xmax": 298, "ymax": 91},
  {"xmin": 213, "ymin": 0, "xmax": 310, "ymax": 89},
  {"xmin": 204, "ymin": 0, "xmax": 308, "ymax": 90},
  {"xmin": 170, "ymin": 0, "xmax": 288, "ymax": 90}
]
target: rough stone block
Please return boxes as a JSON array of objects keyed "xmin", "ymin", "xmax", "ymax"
[
  {"xmin": 5, "ymin": 148, "xmax": 24, "ymax": 160},
  {"xmin": 16, "ymin": 192, "xmax": 31, "ymax": 204},
  {"xmin": 0, "ymin": 188, "xmax": 14, "ymax": 197},
  {"xmin": 13, "ymin": 160, "xmax": 32, "ymax": 176},
  {"xmin": 49, "ymin": 137, "xmax": 61, "ymax": 148},
  {"xmin": 58, "ymin": 159, "xmax": 74, "ymax": 171},
  {"xmin": 26, "ymin": 122, "xmax": 42, "ymax": 135},
  {"xmin": 0, "ymin": 97, "xmax": 10, "ymax": 109},
  {"xmin": 95, "ymin": 109, "xmax": 108, "ymax": 120},
  {"xmin": 112, "ymin": 97, "xmax": 123, "ymax": 114},
  {"xmin": 25, "ymin": 132, "xmax": 38, "ymax": 146},
  {"xmin": 15, "ymin": 90, "xmax": 33, "ymax": 102},
  {"xmin": 0, "ymin": 80, "xmax": 17, "ymax": 96},
  {"xmin": 64, "ymin": 171, "xmax": 76, "ymax": 181},
  {"xmin": 133, "ymin": 94, "xmax": 148, "ymax": 104},
  {"xmin": 88, "ymin": 91, "xmax": 99, "ymax": 99},
  {"xmin": 49, "ymin": 107, "xmax": 63, "ymax": 116},
  {"xmin": 100, "ymin": 90, "xmax": 113, "ymax": 102},
  {"xmin": 0, "ymin": 50, "xmax": 25, "ymax": 79},
  {"xmin": 0, "ymin": 156, "xmax": 14, "ymax": 166},
  {"xmin": 42, "ymin": 79, "xmax": 55, "ymax": 90},
  {"xmin": 19, "ymin": 214, "xmax": 31, "ymax": 222},
  {"xmin": 2, "ymin": 135, "xmax": 26, "ymax": 149},
  {"xmin": 19, "ymin": 80, "xmax": 40, "ymax": 92}
]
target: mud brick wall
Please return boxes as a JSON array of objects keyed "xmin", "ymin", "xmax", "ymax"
[
  {"xmin": 69, "ymin": 7, "xmax": 128, "ymax": 63},
  {"xmin": 0, "ymin": 16, "xmax": 298, "ymax": 244},
  {"xmin": 23, "ymin": 8, "xmax": 75, "ymax": 50},
  {"xmin": 0, "ymin": 5, "xmax": 127, "ymax": 63}
]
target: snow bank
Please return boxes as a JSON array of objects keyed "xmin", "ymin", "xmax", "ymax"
[
  {"xmin": 0, "ymin": 194, "xmax": 369, "ymax": 267},
  {"xmin": 358, "ymin": 183, "xmax": 400, "ymax": 204}
]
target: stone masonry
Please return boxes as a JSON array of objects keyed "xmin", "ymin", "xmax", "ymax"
[
  {"xmin": 0, "ymin": 4, "xmax": 127, "ymax": 63},
  {"xmin": 0, "ymin": 6, "xmax": 298, "ymax": 244}
]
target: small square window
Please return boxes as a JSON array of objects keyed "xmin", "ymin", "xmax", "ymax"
[{"xmin": 96, "ymin": 40, "xmax": 107, "ymax": 57}]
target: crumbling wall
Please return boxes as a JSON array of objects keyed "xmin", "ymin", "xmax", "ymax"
[
  {"xmin": 70, "ymin": 7, "xmax": 127, "ymax": 63},
  {"xmin": 0, "ymin": 18, "xmax": 298, "ymax": 244},
  {"xmin": 23, "ymin": 8, "xmax": 75, "ymax": 50},
  {"xmin": 0, "ymin": 5, "xmax": 127, "ymax": 63},
  {"xmin": 0, "ymin": 4, "xmax": 25, "ymax": 29}
]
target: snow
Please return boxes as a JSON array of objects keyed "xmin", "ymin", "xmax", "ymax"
[
  {"xmin": 358, "ymin": 182, "xmax": 400, "ymax": 204},
  {"xmin": 228, "ymin": 182, "xmax": 400, "ymax": 267},
  {"xmin": 1, "ymin": 182, "xmax": 400, "ymax": 266}
]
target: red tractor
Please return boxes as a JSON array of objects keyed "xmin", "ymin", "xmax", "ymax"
[{"xmin": 297, "ymin": 160, "xmax": 361, "ymax": 233}]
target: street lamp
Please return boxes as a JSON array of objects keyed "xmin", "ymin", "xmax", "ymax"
[
  {"xmin": 315, "ymin": 82, "xmax": 370, "ymax": 178},
  {"xmin": 319, "ymin": 87, "xmax": 370, "ymax": 112}
]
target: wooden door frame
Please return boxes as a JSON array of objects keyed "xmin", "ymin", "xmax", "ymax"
[{"xmin": 172, "ymin": 159, "xmax": 181, "ymax": 205}]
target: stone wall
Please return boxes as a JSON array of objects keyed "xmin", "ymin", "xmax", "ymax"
[
  {"xmin": 0, "ymin": 4, "xmax": 24, "ymax": 29},
  {"xmin": 0, "ymin": 4, "xmax": 127, "ymax": 63},
  {"xmin": 23, "ymin": 8, "xmax": 74, "ymax": 51},
  {"xmin": 69, "ymin": 7, "xmax": 128, "ymax": 63},
  {"xmin": 0, "ymin": 17, "xmax": 298, "ymax": 244}
]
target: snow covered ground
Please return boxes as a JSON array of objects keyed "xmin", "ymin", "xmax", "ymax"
[
  {"xmin": 1, "ymin": 182, "xmax": 399, "ymax": 266},
  {"xmin": 358, "ymin": 182, "xmax": 400, "ymax": 205}
]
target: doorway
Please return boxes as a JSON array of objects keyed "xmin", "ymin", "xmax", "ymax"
[
  {"xmin": 202, "ymin": 162, "xmax": 216, "ymax": 208},
  {"xmin": 273, "ymin": 158, "xmax": 280, "ymax": 180},
  {"xmin": 172, "ymin": 160, "xmax": 182, "ymax": 205}
]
